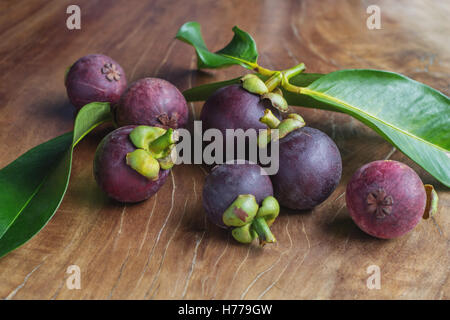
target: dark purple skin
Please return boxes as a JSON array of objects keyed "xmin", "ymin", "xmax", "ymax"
[
  {"xmin": 200, "ymin": 84, "xmax": 281, "ymax": 143},
  {"xmin": 202, "ymin": 162, "xmax": 274, "ymax": 228},
  {"xmin": 346, "ymin": 160, "xmax": 426, "ymax": 239},
  {"xmin": 271, "ymin": 127, "xmax": 342, "ymax": 210},
  {"xmin": 114, "ymin": 78, "xmax": 188, "ymax": 129},
  {"xmin": 65, "ymin": 54, "xmax": 127, "ymax": 110},
  {"xmin": 93, "ymin": 125, "xmax": 169, "ymax": 203}
]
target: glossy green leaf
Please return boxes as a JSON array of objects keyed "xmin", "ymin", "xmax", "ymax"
[
  {"xmin": 0, "ymin": 102, "xmax": 112, "ymax": 258},
  {"xmin": 176, "ymin": 21, "xmax": 258, "ymax": 69},
  {"xmin": 296, "ymin": 70, "xmax": 450, "ymax": 187}
]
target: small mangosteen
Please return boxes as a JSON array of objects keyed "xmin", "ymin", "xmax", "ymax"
[
  {"xmin": 202, "ymin": 161, "xmax": 280, "ymax": 245},
  {"xmin": 346, "ymin": 160, "xmax": 437, "ymax": 239},
  {"xmin": 93, "ymin": 125, "xmax": 178, "ymax": 203},
  {"xmin": 65, "ymin": 54, "xmax": 127, "ymax": 110},
  {"xmin": 114, "ymin": 78, "xmax": 188, "ymax": 129}
]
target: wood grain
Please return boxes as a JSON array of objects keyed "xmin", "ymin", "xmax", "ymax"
[{"xmin": 0, "ymin": 0, "xmax": 448, "ymax": 300}]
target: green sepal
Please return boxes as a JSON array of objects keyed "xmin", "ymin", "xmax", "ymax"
[
  {"xmin": 158, "ymin": 146, "xmax": 177, "ymax": 170},
  {"xmin": 261, "ymin": 92, "xmax": 289, "ymax": 112},
  {"xmin": 258, "ymin": 109, "xmax": 306, "ymax": 145},
  {"xmin": 223, "ymin": 194, "xmax": 259, "ymax": 227},
  {"xmin": 224, "ymin": 195, "xmax": 280, "ymax": 246},
  {"xmin": 256, "ymin": 196, "xmax": 280, "ymax": 226},
  {"xmin": 126, "ymin": 149, "xmax": 160, "ymax": 180},
  {"xmin": 231, "ymin": 223, "xmax": 257, "ymax": 244},
  {"xmin": 276, "ymin": 118, "xmax": 305, "ymax": 140},
  {"xmin": 241, "ymin": 74, "xmax": 268, "ymax": 95},
  {"xmin": 259, "ymin": 109, "xmax": 281, "ymax": 129},
  {"xmin": 129, "ymin": 126, "xmax": 166, "ymax": 150}
]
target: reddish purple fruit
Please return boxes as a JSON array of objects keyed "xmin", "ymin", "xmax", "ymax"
[
  {"xmin": 114, "ymin": 78, "xmax": 188, "ymax": 129},
  {"xmin": 202, "ymin": 162, "xmax": 274, "ymax": 228},
  {"xmin": 271, "ymin": 127, "xmax": 342, "ymax": 210},
  {"xmin": 200, "ymin": 85, "xmax": 281, "ymax": 146},
  {"xmin": 65, "ymin": 54, "xmax": 127, "ymax": 110},
  {"xmin": 93, "ymin": 125, "xmax": 169, "ymax": 203},
  {"xmin": 346, "ymin": 160, "xmax": 426, "ymax": 239}
]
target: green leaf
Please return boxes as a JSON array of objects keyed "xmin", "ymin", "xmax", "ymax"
[
  {"xmin": 0, "ymin": 102, "xmax": 112, "ymax": 258},
  {"xmin": 293, "ymin": 70, "xmax": 450, "ymax": 187},
  {"xmin": 176, "ymin": 21, "xmax": 258, "ymax": 69},
  {"xmin": 182, "ymin": 73, "xmax": 323, "ymax": 102}
]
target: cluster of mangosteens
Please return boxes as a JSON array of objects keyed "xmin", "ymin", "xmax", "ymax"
[{"xmin": 65, "ymin": 54, "xmax": 438, "ymax": 245}]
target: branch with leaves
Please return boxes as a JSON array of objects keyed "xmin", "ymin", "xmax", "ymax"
[{"xmin": 178, "ymin": 21, "xmax": 450, "ymax": 188}]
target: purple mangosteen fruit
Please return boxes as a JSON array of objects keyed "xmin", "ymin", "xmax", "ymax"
[
  {"xmin": 94, "ymin": 124, "xmax": 178, "ymax": 203},
  {"xmin": 272, "ymin": 127, "xmax": 342, "ymax": 210},
  {"xmin": 200, "ymin": 84, "xmax": 283, "ymax": 160},
  {"xmin": 65, "ymin": 54, "xmax": 127, "ymax": 111},
  {"xmin": 114, "ymin": 78, "xmax": 188, "ymax": 129},
  {"xmin": 346, "ymin": 160, "xmax": 434, "ymax": 239},
  {"xmin": 202, "ymin": 161, "xmax": 280, "ymax": 245},
  {"xmin": 259, "ymin": 110, "xmax": 342, "ymax": 210},
  {"xmin": 200, "ymin": 84, "xmax": 282, "ymax": 134}
]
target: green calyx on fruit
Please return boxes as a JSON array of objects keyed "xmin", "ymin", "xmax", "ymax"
[
  {"xmin": 241, "ymin": 74, "xmax": 268, "ymax": 95},
  {"xmin": 129, "ymin": 126, "xmax": 166, "ymax": 150},
  {"xmin": 126, "ymin": 125, "xmax": 179, "ymax": 179},
  {"xmin": 258, "ymin": 109, "xmax": 306, "ymax": 148},
  {"xmin": 260, "ymin": 108, "xmax": 281, "ymax": 128},
  {"xmin": 126, "ymin": 149, "xmax": 160, "ymax": 180},
  {"xmin": 423, "ymin": 184, "xmax": 439, "ymax": 219},
  {"xmin": 261, "ymin": 92, "xmax": 289, "ymax": 113},
  {"xmin": 223, "ymin": 194, "xmax": 259, "ymax": 227},
  {"xmin": 157, "ymin": 145, "xmax": 177, "ymax": 170},
  {"xmin": 239, "ymin": 63, "xmax": 306, "ymax": 112},
  {"xmin": 148, "ymin": 128, "xmax": 180, "ymax": 158},
  {"xmin": 240, "ymin": 63, "xmax": 307, "ymax": 112},
  {"xmin": 223, "ymin": 194, "xmax": 280, "ymax": 246}
]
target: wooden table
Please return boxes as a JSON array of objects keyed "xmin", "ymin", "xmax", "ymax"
[{"xmin": 0, "ymin": 0, "xmax": 448, "ymax": 300}]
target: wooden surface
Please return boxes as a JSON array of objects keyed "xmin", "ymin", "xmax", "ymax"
[{"xmin": 0, "ymin": 0, "xmax": 449, "ymax": 300}]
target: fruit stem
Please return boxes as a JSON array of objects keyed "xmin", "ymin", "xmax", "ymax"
[
  {"xmin": 254, "ymin": 65, "xmax": 277, "ymax": 77},
  {"xmin": 282, "ymin": 81, "xmax": 304, "ymax": 94},
  {"xmin": 251, "ymin": 217, "xmax": 276, "ymax": 246},
  {"xmin": 282, "ymin": 63, "xmax": 306, "ymax": 80},
  {"xmin": 264, "ymin": 72, "xmax": 282, "ymax": 92},
  {"xmin": 148, "ymin": 128, "xmax": 179, "ymax": 158},
  {"xmin": 220, "ymin": 55, "xmax": 276, "ymax": 77}
]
